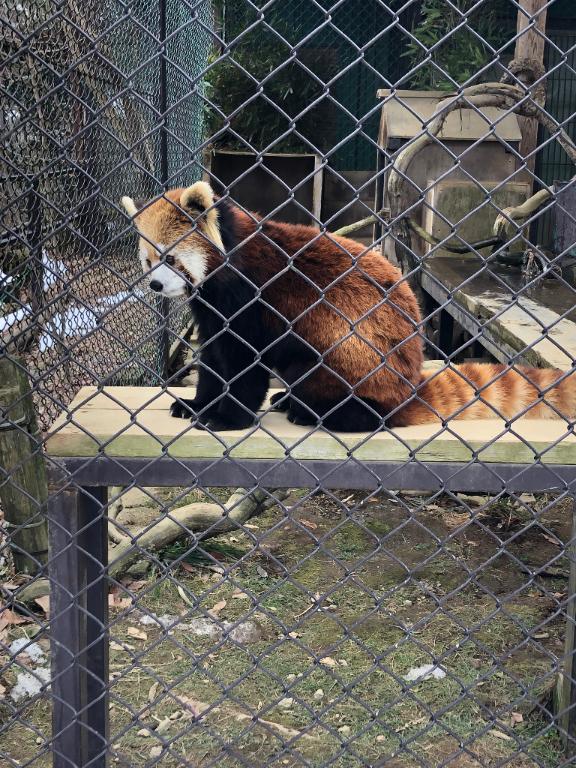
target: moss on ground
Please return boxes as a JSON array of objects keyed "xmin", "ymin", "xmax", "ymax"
[{"xmin": 1, "ymin": 490, "xmax": 569, "ymax": 766}]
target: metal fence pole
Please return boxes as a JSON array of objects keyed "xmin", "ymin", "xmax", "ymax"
[{"xmin": 158, "ymin": 0, "xmax": 170, "ymax": 380}]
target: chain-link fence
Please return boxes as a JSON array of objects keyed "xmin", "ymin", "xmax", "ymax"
[{"xmin": 2, "ymin": 0, "xmax": 576, "ymax": 766}]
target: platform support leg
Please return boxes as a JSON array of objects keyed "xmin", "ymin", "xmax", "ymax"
[
  {"xmin": 48, "ymin": 483, "xmax": 109, "ymax": 767},
  {"xmin": 438, "ymin": 307, "xmax": 454, "ymax": 356}
]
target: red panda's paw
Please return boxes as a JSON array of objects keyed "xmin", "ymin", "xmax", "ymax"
[
  {"xmin": 270, "ymin": 391, "xmax": 290, "ymax": 412},
  {"xmin": 286, "ymin": 410, "xmax": 319, "ymax": 427},
  {"xmin": 194, "ymin": 414, "xmax": 256, "ymax": 432},
  {"xmin": 170, "ymin": 398, "xmax": 202, "ymax": 419}
]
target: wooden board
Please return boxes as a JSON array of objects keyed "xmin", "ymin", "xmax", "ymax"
[
  {"xmin": 45, "ymin": 386, "xmax": 576, "ymax": 465},
  {"xmin": 422, "ymin": 256, "xmax": 576, "ymax": 370}
]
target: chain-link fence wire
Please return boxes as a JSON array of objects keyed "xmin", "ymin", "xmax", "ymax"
[
  {"xmin": 2, "ymin": 0, "xmax": 576, "ymax": 766},
  {"xmin": 1, "ymin": 0, "xmax": 211, "ymax": 428}
]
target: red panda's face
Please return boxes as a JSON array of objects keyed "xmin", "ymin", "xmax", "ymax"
[{"xmin": 121, "ymin": 182, "xmax": 223, "ymax": 299}]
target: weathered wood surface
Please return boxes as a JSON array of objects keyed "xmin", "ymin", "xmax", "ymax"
[
  {"xmin": 514, "ymin": 0, "xmax": 548, "ymax": 174},
  {"xmin": 422, "ymin": 256, "xmax": 576, "ymax": 370},
  {"xmin": 0, "ymin": 357, "xmax": 48, "ymax": 573},
  {"xmin": 45, "ymin": 385, "xmax": 576, "ymax": 465}
]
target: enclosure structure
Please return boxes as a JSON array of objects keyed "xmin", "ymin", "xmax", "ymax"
[{"xmin": 2, "ymin": 1, "xmax": 576, "ymax": 768}]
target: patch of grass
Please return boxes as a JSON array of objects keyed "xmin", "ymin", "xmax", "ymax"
[{"xmin": 1, "ymin": 493, "xmax": 567, "ymax": 767}]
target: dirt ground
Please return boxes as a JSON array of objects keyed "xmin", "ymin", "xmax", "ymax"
[{"xmin": 1, "ymin": 487, "xmax": 571, "ymax": 767}]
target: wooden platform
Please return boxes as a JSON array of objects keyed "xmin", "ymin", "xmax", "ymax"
[
  {"xmin": 422, "ymin": 255, "xmax": 576, "ymax": 369},
  {"xmin": 45, "ymin": 386, "xmax": 576, "ymax": 465}
]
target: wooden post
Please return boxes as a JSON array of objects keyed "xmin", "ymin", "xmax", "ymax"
[
  {"xmin": 514, "ymin": 0, "xmax": 548, "ymax": 174},
  {"xmin": 0, "ymin": 357, "xmax": 48, "ymax": 574}
]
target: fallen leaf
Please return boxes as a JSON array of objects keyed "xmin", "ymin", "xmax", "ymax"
[
  {"xmin": 533, "ymin": 632, "xmax": 550, "ymax": 640},
  {"xmin": 110, "ymin": 641, "xmax": 135, "ymax": 652},
  {"xmin": 181, "ymin": 562, "xmax": 196, "ymax": 574},
  {"xmin": 2, "ymin": 582, "xmax": 21, "ymax": 591},
  {"xmin": 234, "ymin": 711, "xmax": 316, "ymax": 740},
  {"xmin": 175, "ymin": 696, "xmax": 210, "ymax": 718},
  {"xmin": 149, "ymin": 746, "xmax": 163, "ymax": 758},
  {"xmin": 127, "ymin": 627, "xmax": 147, "ymax": 641},
  {"xmin": 510, "ymin": 712, "xmax": 524, "ymax": 726},
  {"xmin": 256, "ymin": 565, "xmax": 268, "ymax": 578},
  {"xmin": 278, "ymin": 697, "xmax": 293, "ymax": 709},
  {"xmin": 137, "ymin": 728, "xmax": 151, "ymax": 738},
  {"xmin": 148, "ymin": 682, "xmax": 159, "ymax": 702},
  {"xmin": 232, "ymin": 589, "xmax": 250, "ymax": 600},
  {"xmin": 300, "ymin": 519, "xmax": 318, "ymax": 530},
  {"xmin": 243, "ymin": 523, "xmax": 259, "ymax": 530},
  {"xmin": 288, "ymin": 631, "xmax": 301, "ymax": 639},
  {"xmin": 125, "ymin": 580, "xmax": 148, "ymax": 592},
  {"xmin": 0, "ymin": 683, "xmax": 6, "ymax": 698},
  {"xmin": 155, "ymin": 717, "xmax": 171, "ymax": 735},
  {"xmin": 108, "ymin": 594, "xmax": 131, "ymax": 610},
  {"xmin": 0, "ymin": 609, "xmax": 32, "ymax": 629},
  {"xmin": 209, "ymin": 599, "xmax": 227, "ymax": 617},
  {"xmin": 542, "ymin": 534, "xmax": 560, "ymax": 547},
  {"xmin": 490, "ymin": 729, "xmax": 513, "ymax": 741},
  {"xmin": 34, "ymin": 596, "xmax": 50, "ymax": 616},
  {"xmin": 177, "ymin": 585, "xmax": 195, "ymax": 608},
  {"xmin": 319, "ymin": 657, "xmax": 337, "ymax": 668}
]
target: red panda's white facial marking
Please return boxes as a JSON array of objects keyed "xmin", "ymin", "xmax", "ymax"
[
  {"xmin": 138, "ymin": 241, "xmax": 189, "ymax": 298},
  {"xmin": 121, "ymin": 183, "xmax": 220, "ymax": 298}
]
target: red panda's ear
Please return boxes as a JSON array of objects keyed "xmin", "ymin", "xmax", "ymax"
[
  {"xmin": 121, "ymin": 197, "xmax": 147, "ymax": 218},
  {"xmin": 180, "ymin": 181, "xmax": 214, "ymax": 213},
  {"xmin": 180, "ymin": 182, "xmax": 224, "ymax": 250}
]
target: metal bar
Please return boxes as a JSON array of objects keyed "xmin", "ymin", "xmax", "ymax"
[
  {"xmin": 158, "ymin": 0, "xmax": 170, "ymax": 380},
  {"xmin": 48, "ymin": 484, "xmax": 109, "ymax": 768},
  {"xmin": 47, "ymin": 457, "xmax": 576, "ymax": 493}
]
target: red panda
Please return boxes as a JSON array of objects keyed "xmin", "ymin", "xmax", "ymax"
[{"xmin": 121, "ymin": 182, "xmax": 576, "ymax": 432}]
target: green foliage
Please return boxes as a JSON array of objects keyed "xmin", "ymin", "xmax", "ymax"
[
  {"xmin": 404, "ymin": 0, "xmax": 512, "ymax": 91},
  {"xmin": 205, "ymin": 7, "xmax": 336, "ymax": 152}
]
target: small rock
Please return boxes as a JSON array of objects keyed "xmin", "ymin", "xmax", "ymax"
[
  {"xmin": 339, "ymin": 725, "xmax": 351, "ymax": 736},
  {"xmin": 149, "ymin": 745, "xmax": 163, "ymax": 758},
  {"xmin": 184, "ymin": 618, "xmax": 221, "ymax": 640},
  {"xmin": 169, "ymin": 711, "xmax": 182, "ymax": 720},
  {"xmin": 287, "ymin": 674, "xmax": 297, "ymax": 682},
  {"xmin": 339, "ymin": 660, "xmax": 348, "ymax": 667},
  {"xmin": 403, "ymin": 664, "xmax": 446, "ymax": 683},
  {"xmin": 376, "ymin": 735, "xmax": 385, "ymax": 743},
  {"xmin": 278, "ymin": 697, "xmax": 294, "ymax": 709},
  {"xmin": 517, "ymin": 493, "xmax": 536, "ymax": 505},
  {"xmin": 139, "ymin": 613, "xmax": 177, "ymax": 629},
  {"xmin": 224, "ymin": 620, "xmax": 262, "ymax": 644},
  {"xmin": 137, "ymin": 728, "xmax": 150, "ymax": 738},
  {"xmin": 456, "ymin": 493, "xmax": 490, "ymax": 508},
  {"xmin": 313, "ymin": 689, "xmax": 324, "ymax": 701}
]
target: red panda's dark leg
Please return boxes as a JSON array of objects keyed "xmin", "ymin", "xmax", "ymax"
[
  {"xmin": 170, "ymin": 346, "xmax": 223, "ymax": 419},
  {"xmin": 194, "ymin": 336, "xmax": 270, "ymax": 431},
  {"xmin": 278, "ymin": 364, "xmax": 385, "ymax": 431}
]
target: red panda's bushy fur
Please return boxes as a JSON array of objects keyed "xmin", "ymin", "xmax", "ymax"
[{"xmin": 125, "ymin": 185, "xmax": 576, "ymax": 431}]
